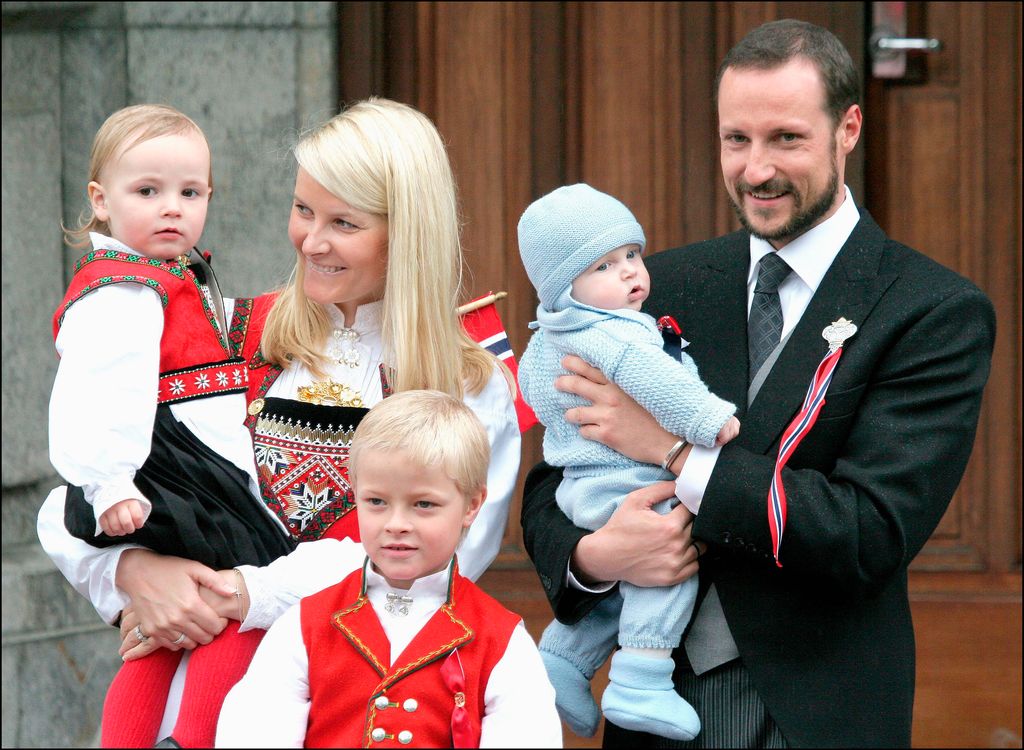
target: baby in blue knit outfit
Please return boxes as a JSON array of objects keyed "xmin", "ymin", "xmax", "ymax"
[{"xmin": 518, "ymin": 183, "xmax": 740, "ymax": 741}]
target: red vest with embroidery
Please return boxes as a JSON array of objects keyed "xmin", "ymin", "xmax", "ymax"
[
  {"xmin": 52, "ymin": 249, "xmax": 245, "ymax": 404},
  {"xmin": 300, "ymin": 564, "xmax": 521, "ymax": 748}
]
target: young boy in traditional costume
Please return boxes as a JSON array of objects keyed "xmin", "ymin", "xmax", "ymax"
[{"xmin": 216, "ymin": 390, "xmax": 562, "ymax": 748}]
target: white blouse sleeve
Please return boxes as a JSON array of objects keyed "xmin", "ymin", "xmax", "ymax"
[
  {"xmin": 49, "ymin": 282, "xmax": 163, "ymax": 527},
  {"xmin": 480, "ymin": 622, "xmax": 563, "ymax": 748},
  {"xmin": 236, "ymin": 538, "xmax": 366, "ymax": 632},
  {"xmin": 36, "ymin": 485, "xmax": 139, "ymax": 624},
  {"xmin": 216, "ymin": 603, "xmax": 309, "ymax": 748},
  {"xmin": 457, "ymin": 367, "xmax": 521, "ymax": 582}
]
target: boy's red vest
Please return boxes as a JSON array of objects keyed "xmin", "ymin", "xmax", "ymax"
[
  {"xmin": 52, "ymin": 249, "xmax": 246, "ymax": 404},
  {"xmin": 300, "ymin": 563, "xmax": 521, "ymax": 748}
]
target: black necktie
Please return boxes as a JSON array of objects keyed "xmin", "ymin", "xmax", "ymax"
[{"xmin": 748, "ymin": 252, "xmax": 792, "ymax": 379}]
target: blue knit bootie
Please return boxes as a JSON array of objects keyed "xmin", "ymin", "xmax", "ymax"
[
  {"xmin": 601, "ymin": 650, "xmax": 700, "ymax": 741},
  {"xmin": 540, "ymin": 649, "xmax": 601, "ymax": 737}
]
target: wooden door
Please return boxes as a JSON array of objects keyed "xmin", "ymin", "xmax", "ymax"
[
  {"xmin": 862, "ymin": 3, "xmax": 1022, "ymax": 746},
  {"xmin": 337, "ymin": 3, "xmax": 1021, "ymax": 746}
]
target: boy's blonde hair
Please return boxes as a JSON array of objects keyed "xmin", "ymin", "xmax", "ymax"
[
  {"xmin": 348, "ymin": 390, "xmax": 490, "ymax": 500},
  {"xmin": 260, "ymin": 97, "xmax": 505, "ymax": 398},
  {"xmin": 64, "ymin": 104, "xmax": 212, "ymax": 248}
]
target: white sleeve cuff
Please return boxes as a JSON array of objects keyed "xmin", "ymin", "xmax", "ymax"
[
  {"xmin": 566, "ymin": 563, "xmax": 617, "ymax": 593},
  {"xmin": 675, "ymin": 444, "xmax": 721, "ymax": 514}
]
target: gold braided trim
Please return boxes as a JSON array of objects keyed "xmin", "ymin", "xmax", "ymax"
[
  {"xmin": 254, "ymin": 413, "xmax": 355, "ymax": 447},
  {"xmin": 333, "ymin": 597, "xmax": 387, "ymax": 676},
  {"xmin": 377, "ymin": 606, "xmax": 473, "ymax": 690}
]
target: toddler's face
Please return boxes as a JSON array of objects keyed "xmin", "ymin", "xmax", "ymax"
[
  {"xmin": 354, "ymin": 448, "xmax": 484, "ymax": 590},
  {"xmin": 570, "ymin": 244, "xmax": 649, "ymax": 311},
  {"xmin": 88, "ymin": 131, "xmax": 211, "ymax": 260}
]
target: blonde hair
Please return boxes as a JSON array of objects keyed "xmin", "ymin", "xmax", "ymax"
[
  {"xmin": 64, "ymin": 104, "xmax": 212, "ymax": 248},
  {"xmin": 349, "ymin": 390, "xmax": 490, "ymax": 500},
  {"xmin": 260, "ymin": 97, "xmax": 505, "ymax": 398}
]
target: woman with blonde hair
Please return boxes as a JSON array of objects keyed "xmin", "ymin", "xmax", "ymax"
[{"xmin": 37, "ymin": 97, "xmax": 521, "ymax": 746}]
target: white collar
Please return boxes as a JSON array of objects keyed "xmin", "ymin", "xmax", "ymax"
[
  {"xmin": 748, "ymin": 185, "xmax": 861, "ymax": 294},
  {"xmin": 324, "ymin": 299, "xmax": 383, "ymax": 336},
  {"xmin": 89, "ymin": 232, "xmax": 142, "ymax": 258},
  {"xmin": 365, "ymin": 559, "xmax": 453, "ymax": 607}
]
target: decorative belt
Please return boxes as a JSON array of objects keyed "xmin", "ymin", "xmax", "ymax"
[{"xmin": 158, "ymin": 357, "xmax": 248, "ymax": 404}]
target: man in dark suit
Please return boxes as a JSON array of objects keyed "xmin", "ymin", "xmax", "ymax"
[{"xmin": 520, "ymin": 19, "xmax": 995, "ymax": 748}]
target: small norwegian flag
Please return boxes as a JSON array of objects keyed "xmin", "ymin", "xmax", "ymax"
[{"xmin": 459, "ymin": 292, "xmax": 539, "ymax": 433}]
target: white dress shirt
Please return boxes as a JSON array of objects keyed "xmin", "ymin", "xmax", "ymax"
[
  {"xmin": 675, "ymin": 186, "xmax": 861, "ymax": 513},
  {"xmin": 216, "ymin": 564, "xmax": 562, "ymax": 748}
]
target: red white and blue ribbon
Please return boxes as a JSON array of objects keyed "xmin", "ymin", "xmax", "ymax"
[{"xmin": 768, "ymin": 317, "xmax": 857, "ymax": 567}]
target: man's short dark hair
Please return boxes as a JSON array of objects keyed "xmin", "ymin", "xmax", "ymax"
[{"xmin": 715, "ymin": 19, "xmax": 860, "ymax": 127}]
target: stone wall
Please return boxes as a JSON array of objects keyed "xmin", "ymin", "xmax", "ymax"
[{"xmin": 0, "ymin": 2, "xmax": 338, "ymax": 745}]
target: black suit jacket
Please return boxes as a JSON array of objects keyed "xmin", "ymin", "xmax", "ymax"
[{"xmin": 521, "ymin": 211, "xmax": 996, "ymax": 747}]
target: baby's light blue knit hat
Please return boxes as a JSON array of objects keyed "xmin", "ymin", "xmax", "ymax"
[{"xmin": 518, "ymin": 183, "xmax": 646, "ymax": 309}]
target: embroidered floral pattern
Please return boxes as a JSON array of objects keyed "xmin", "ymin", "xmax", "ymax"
[{"xmin": 252, "ymin": 411, "xmax": 358, "ymax": 541}]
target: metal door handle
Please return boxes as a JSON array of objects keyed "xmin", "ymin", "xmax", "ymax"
[{"xmin": 873, "ymin": 37, "xmax": 942, "ymax": 52}]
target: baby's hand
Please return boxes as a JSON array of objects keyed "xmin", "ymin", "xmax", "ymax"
[
  {"xmin": 716, "ymin": 416, "xmax": 741, "ymax": 446},
  {"xmin": 99, "ymin": 498, "xmax": 146, "ymax": 536}
]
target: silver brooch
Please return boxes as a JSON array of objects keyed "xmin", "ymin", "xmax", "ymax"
[
  {"xmin": 822, "ymin": 317, "xmax": 857, "ymax": 354},
  {"xmin": 384, "ymin": 592, "xmax": 413, "ymax": 617},
  {"xmin": 329, "ymin": 328, "xmax": 361, "ymax": 368}
]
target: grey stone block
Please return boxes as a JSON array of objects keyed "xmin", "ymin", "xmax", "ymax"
[
  {"xmin": 2, "ymin": 111, "xmax": 65, "ymax": 486},
  {"xmin": 126, "ymin": 1, "xmax": 296, "ymax": 27},
  {"xmin": 0, "ymin": 478, "xmax": 59, "ymax": 548},
  {"xmin": 1, "ymin": 28, "xmax": 60, "ymax": 113},
  {"xmin": 3, "ymin": 543, "xmax": 119, "ymax": 748},
  {"xmin": 60, "ymin": 29, "xmax": 128, "ymax": 255}
]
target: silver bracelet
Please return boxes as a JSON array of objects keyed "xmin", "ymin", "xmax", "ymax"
[{"xmin": 661, "ymin": 439, "xmax": 688, "ymax": 471}]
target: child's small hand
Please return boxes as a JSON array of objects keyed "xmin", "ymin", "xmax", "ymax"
[
  {"xmin": 716, "ymin": 416, "xmax": 741, "ymax": 446},
  {"xmin": 99, "ymin": 498, "xmax": 145, "ymax": 536}
]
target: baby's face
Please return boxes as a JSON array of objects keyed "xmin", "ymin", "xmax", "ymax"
[{"xmin": 571, "ymin": 244, "xmax": 649, "ymax": 311}]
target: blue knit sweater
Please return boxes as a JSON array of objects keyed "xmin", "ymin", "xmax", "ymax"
[{"xmin": 519, "ymin": 299, "xmax": 736, "ymax": 474}]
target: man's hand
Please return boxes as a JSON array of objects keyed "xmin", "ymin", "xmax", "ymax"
[
  {"xmin": 572, "ymin": 480, "xmax": 701, "ymax": 587},
  {"xmin": 558, "ymin": 355, "xmax": 678, "ymax": 467}
]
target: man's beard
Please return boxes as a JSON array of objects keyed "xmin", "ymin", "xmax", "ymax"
[{"xmin": 730, "ymin": 154, "xmax": 839, "ymax": 244}]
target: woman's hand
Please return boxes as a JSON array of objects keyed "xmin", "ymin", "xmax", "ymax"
[
  {"xmin": 558, "ymin": 355, "xmax": 679, "ymax": 467},
  {"xmin": 571, "ymin": 480, "xmax": 701, "ymax": 587},
  {"xmin": 115, "ymin": 549, "xmax": 236, "ymax": 660}
]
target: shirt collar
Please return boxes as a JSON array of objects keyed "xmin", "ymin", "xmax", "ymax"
[
  {"xmin": 364, "ymin": 558, "xmax": 453, "ymax": 603},
  {"xmin": 89, "ymin": 232, "xmax": 141, "ymax": 257},
  {"xmin": 748, "ymin": 185, "xmax": 861, "ymax": 294},
  {"xmin": 324, "ymin": 299, "xmax": 383, "ymax": 336}
]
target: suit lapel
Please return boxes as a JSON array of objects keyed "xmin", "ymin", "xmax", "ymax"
[
  {"xmin": 743, "ymin": 212, "xmax": 898, "ymax": 453},
  {"xmin": 674, "ymin": 234, "xmax": 751, "ymax": 412}
]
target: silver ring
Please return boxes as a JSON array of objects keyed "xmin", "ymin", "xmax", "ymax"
[
  {"xmin": 133, "ymin": 624, "xmax": 149, "ymax": 643},
  {"xmin": 172, "ymin": 632, "xmax": 186, "ymax": 645}
]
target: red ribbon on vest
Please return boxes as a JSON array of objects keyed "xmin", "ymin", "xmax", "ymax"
[
  {"xmin": 440, "ymin": 649, "xmax": 476, "ymax": 748},
  {"xmin": 768, "ymin": 345, "xmax": 845, "ymax": 567}
]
